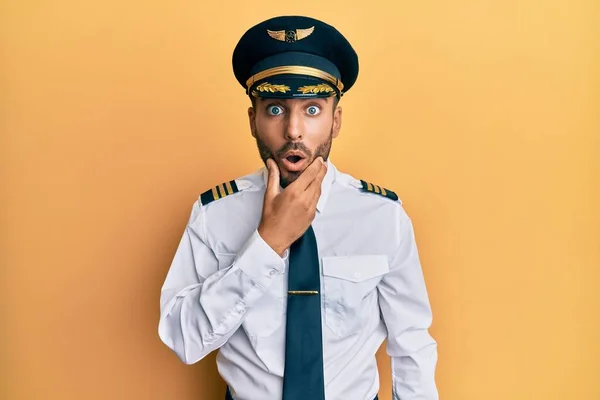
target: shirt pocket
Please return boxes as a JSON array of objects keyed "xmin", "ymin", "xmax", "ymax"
[{"xmin": 322, "ymin": 255, "xmax": 389, "ymax": 338}]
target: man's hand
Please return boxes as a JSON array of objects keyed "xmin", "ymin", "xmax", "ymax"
[{"xmin": 257, "ymin": 157, "xmax": 328, "ymax": 256}]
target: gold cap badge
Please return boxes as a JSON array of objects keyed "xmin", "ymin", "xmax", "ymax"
[{"xmin": 267, "ymin": 26, "xmax": 315, "ymax": 43}]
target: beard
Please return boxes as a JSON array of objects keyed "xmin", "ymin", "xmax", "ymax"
[{"xmin": 255, "ymin": 128, "xmax": 333, "ymax": 188}]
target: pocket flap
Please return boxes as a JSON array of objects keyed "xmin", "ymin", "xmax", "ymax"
[{"xmin": 322, "ymin": 255, "xmax": 389, "ymax": 282}]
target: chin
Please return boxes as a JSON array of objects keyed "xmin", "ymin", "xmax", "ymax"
[{"xmin": 280, "ymin": 171, "xmax": 300, "ymax": 188}]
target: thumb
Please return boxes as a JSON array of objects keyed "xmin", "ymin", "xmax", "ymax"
[{"xmin": 265, "ymin": 159, "xmax": 281, "ymax": 197}]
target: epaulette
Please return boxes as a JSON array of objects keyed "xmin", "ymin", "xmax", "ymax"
[
  {"xmin": 200, "ymin": 180, "xmax": 240, "ymax": 206},
  {"xmin": 359, "ymin": 179, "xmax": 399, "ymax": 202}
]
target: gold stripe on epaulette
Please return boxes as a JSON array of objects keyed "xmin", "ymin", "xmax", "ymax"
[
  {"xmin": 200, "ymin": 180, "xmax": 241, "ymax": 206},
  {"xmin": 359, "ymin": 179, "xmax": 399, "ymax": 202},
  {"xmin": 225, "ymin": 181, "xmax": 234, "ymax": 195}
]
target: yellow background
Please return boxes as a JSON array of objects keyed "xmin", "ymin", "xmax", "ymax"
[{"xmin": 2, "ymin": 0, "xmax": 599, "ymax": 399}]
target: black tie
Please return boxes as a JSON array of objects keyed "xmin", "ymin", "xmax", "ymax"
[{"xmin": 281, "ymin": 225, "xmax": 325, "ymax": 400}]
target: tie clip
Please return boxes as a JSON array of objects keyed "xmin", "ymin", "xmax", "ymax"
[{"xmin": 288, "ymin": 290, "xmax": 319, "ymax": 295}]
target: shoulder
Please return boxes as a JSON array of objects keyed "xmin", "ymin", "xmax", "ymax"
[
  {"xmin": 199, "ymin": 179, "xmax": 243, "ymax": 206},
  {"xmin": 333, "ymin": 168, "xmax": 410, "ymax": 249},
  {"xmin": 198, "ymin": 168, "xmax": 263, "ymax": 207},
  {"xmin": 334, "ymin": 167, "xmax": 403, "ymax": 206},
  {"xmin": 186, "ymin": 168, "xmax": 264, "ymax": 228},
  {"xmin": 354, "ymin": 178, "xmax": 402, "ymax": 203}
]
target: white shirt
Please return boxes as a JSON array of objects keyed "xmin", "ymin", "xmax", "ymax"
[{"xmin": 158, "ymin": 159, "xmax": 439, "ymax": 400}]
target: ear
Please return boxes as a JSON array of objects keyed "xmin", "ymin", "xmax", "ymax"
[
  {"xmin": 332, "ymin": 105, "xmax": 342, "ymax": 139},
  {"xmin": 248, "ymin": 106, "xmax": 257, "ymax": 138}
]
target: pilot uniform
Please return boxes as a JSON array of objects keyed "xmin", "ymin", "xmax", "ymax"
[{"xmin": 158, "ymin": 15, "xmax": 439, "ymax": 400}]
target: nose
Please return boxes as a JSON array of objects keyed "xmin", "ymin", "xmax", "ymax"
[{"xmin": 284, "ymin": 108, "xmax": 303, "ymax": 141}]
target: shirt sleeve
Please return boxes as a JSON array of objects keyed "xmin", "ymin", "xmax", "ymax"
[
  {"xmin": 158, "ymin": 200, "xmax": 288, "ymax": 365},
  {"xmin": 377, "ymin": 209, "xmax": 439, "ymax": 399}
]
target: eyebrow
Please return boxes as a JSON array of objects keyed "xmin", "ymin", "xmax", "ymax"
[
  {"xmin": 260, "ymin": 98, "xmax": 328, "ymax": 106},
  {"xmin": 263, "ymin": 100, "xmax": 286, "ymax": 107}
]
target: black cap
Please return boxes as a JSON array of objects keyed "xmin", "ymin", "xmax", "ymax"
[{"xmin": 232, "ymin": 15, "xmax": 359, "ymax": 99}]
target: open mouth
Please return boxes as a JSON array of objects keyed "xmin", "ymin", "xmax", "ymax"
[
  {"xmin": 286, "ymin": 155, "xmax": 303, "ymax": 163},
  {"xmin": 280, "ymin": 152, "xmax": 308, "ymax": 172}
]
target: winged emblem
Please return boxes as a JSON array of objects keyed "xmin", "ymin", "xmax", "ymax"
[{"xmin": 267, "ymin": 26, "xmax": 315, "ymax": 43}]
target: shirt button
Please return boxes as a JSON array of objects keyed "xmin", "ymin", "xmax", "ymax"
[
  {"xmin": 269, "ymin": 269, "xmax": 278, "ymax": 276},
  {"xmin": 354, "ymin": 272, "xmax": 361, "ymax": 279}
]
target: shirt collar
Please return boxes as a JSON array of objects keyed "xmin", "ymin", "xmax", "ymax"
[{"xmin": 261, "ymin": 158, "xmax": 336, "ymax": 213}]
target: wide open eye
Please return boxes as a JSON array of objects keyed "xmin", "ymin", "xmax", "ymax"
[
  {"xmin": 306, "ymin": 105, "xmax": 321, "ymax": 116},
  {"xmin": 267, "ymin": 105, "xmax": 284, "ymax": 116}
]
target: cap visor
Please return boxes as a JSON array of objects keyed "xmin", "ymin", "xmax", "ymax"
[{"xmin": 250, "ymin": 75, "xmax": 338, "ymax": 99}]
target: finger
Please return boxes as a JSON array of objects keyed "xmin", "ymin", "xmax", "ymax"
[
  {"xmin": 305, "ymin": 162, "xmax": 327, "ymax": 194},
  {"xmin": 265, "ymin": 159, "xmax": 281, "ymax": 198},
  {"xmin": 303, "ymin": 164, "xmax": 326, "ymax": 211},
  {"xmin": 307, "ymin": 170, "xmax": 325, "ymax": 210},
  {"xmin": 294, "ymin": 156, "xmax": 324, "ymax": 190},
  {"xmin": 309, "ymin": 177, "xmax": 323, "ymax": 204}
]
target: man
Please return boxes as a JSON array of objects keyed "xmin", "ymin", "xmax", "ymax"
[{"xmin": 158, "ymin": 15, "xmax": 438, "ymax": 400}]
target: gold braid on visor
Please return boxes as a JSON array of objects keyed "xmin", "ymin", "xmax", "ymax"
[{"xmin": 246, "ymin": 66, "xmax": 344, "ymax": 92}]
